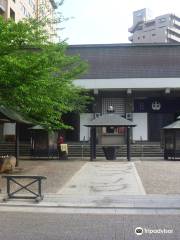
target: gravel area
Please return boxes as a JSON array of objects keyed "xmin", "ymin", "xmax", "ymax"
[
  {"xmin": 135, "ymin": 160, "xmax": 180, "ymax": 194},
  {"xmin": 0, "ymin": 160, "xmax": 86, "ymax": 194}
]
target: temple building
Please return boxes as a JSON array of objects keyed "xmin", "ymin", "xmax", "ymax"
[{"xmin": 67, "ymin": 43, "xmax": 180, "ymax": 144}]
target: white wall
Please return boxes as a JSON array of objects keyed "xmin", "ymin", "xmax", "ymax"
[
  {"xmin": 132, "ymin": 113, "xmax": 148, "ymax": 141},
  {"xmin": 80, "ymin": 113, "xmax": 94, "ymax": 141},
  {"xmin": 74, "ymin": 78, "xmax": 180, "ymax": 90},
  {"xmin": 3, "ymin": 123, "xmax": 16, "ymax": 135}
]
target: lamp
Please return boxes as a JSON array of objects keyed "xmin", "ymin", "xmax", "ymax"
[
  {"xmin": 165, "ymin": 88, "xmax": 170, "ymax": 94},
  {"xmin": 127, "ymin": 88, "xmax": 132, "ymax": 95},
  {"xmin": 94, "ymin": 89, "xmax": 99, "ymax": 95},
  {"xmin": 107, "ymin": 105, "xmax": 115, "ymax": 113}
]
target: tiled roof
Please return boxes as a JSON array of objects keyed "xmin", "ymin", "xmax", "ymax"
[
  {"xmin": 85, "ymin": 113, "xmax": 136, "ymax": 127},
  {"xmin": 163, "ymin": 117, "xmax": 180, "ymax": 129},
  {"xmin": 67, "ymin": 43, "xmax": 180, "ymax": 79},
  {"xmin": 0, "ymin": 106, "xmax": 32, "ymax": 124}
]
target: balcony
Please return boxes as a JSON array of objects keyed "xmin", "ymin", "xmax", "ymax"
[
  {"xmin": 174, "ymin": 19, "xmax": 180, "ymax": 28},
  {"xmin": 0, "ymin": 0, "xmax": 6, "ymax": 13},
  {"xmin": 167, "ymin": 34, "xmax": 180, "ymax": 43},
  {"xmin": 168, "ymin": 27, "xmax": 180, "ymax": 37}
]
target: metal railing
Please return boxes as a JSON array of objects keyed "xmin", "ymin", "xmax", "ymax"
[{"xmin": 2, "ymin": 175, "xmax": 47, "ymax": 202}]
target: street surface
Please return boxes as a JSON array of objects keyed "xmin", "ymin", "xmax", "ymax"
[{"xmin": 0, "ymin": 211, "xmax": 179, "ymax": 240}]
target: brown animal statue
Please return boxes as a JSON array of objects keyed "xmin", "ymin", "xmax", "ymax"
[{"xmin": 0, "ymin": 156, "xmax": 16, "ymax": 173}]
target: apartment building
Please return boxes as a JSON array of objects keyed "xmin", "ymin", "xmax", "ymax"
[
  {"xmin": 0, "ymin": 0, "xmax": 36, "ymax": 21},
  {"xmin": 0, "ymin": 0, "xmax": 58, "ymax": 142},
  {"xmin": 0, "ymin": 0, "xmax": 58, "ymax": 41},
  {"xmin": 36, "ymin": 0, "xmax": 58, "ymax": 42},
  {"xmin": 129, "ymin": 8, "xmax": 180, "ymax": 43}
]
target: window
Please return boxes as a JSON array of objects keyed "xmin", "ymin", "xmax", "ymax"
[
  {"xmin": 102, "ymin": 127, "xmax": 125, "ymax": 135},
  {"xmin": 143, "ymin": 35, "xmax": 145, "ymax": 38},
  {"xmin": 28, "ymin": 0, "xmax": 36, "ymax": 11},
  {"xmin": 106, "ymin": 127, "xmax": 115, "ymax": 134},
  {"xmin": 136, "ymin": 12, "xmax": 142, "ymax": 17},
  {"xmin": 145, "ymin": 21, "xmax": 155, "ymax": 27},
  {"xmin": 159, "ymin": 18, "xmax": 166, "ymax": 23},
  {"xmin": 10, "ymin": 8, "xmax": 15, "ymax": 20},
  {"xmin": 136, "ymin": 26, "xmax": 143, "ymax": 31},
  {"xmin": 20, "ymin": 3, "xmax": 30, "ymax": 17},
  {"xmin": 152, "ymin": 33, "xmax": 156, "ymax": 36}
]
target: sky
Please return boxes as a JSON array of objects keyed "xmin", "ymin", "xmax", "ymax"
[{"xmin": 60, "ymin": 0, "xmax": 180, "ymax": 44}]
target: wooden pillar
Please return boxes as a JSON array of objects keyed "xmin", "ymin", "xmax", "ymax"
[
  {"xmin": 173, "ymin": 131, "xmax": 176, "ymax": 160},
  {"xmin": 92, "ymin": 127, "xmax": 96, "ymax": 160},
  {"xmin": 127, "ymin": 127, "xmax": 131, "ymax": 161},
  {"xmin": 90, "ymin": 127, "xmax": 93, "ymax": 161},
  {"xmin": 164, "ymin": 131, "xmax": 168, "ymax": 160},
  {"xmin": 15, "ymin": 122, "xmax": 20, "ymax": 166},
  {"xmin": 90, "ymin": 127, "xmax": 96, "ymax": 161}
]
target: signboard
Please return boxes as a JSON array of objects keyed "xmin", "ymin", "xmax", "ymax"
[{"xmin": 134, "ymin": 98, "xmax": 180, "ymax": 113}]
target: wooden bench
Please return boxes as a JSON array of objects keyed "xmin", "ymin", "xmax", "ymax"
[{"xmin": 2, "ymin": 175, "xmax": 47, "ymax": 202}]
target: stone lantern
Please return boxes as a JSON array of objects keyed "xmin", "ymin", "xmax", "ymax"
[{"xmin": 162, "ymin": 116, "xmax": 180, "ymax": 160}]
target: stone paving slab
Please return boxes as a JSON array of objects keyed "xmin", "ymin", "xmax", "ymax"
[
  {"xmin": 0, "ymin": 160, "xmax": 85, "ymax": 194},
  {"xmin": 135, "ymin": 160, "xmax": 180, "ymax": 194},
  {"xmin": 58, "ymin": 162, "xmax": 145, "ymax": 195},
  {"xmin": 1, "ymin": 194, "xmax": 180, "ymax": 210}
]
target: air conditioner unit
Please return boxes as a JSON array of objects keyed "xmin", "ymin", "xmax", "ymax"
[
  {"xmin": 126, "ymin": 113, "xmax": 133, "ymax": 120},
  {"xmin": 95, "ymin": 113, "xmax": 101, "ymax": 118}
]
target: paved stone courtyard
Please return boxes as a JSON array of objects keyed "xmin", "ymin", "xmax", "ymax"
[
  {"xmin": 0, "ymin": 160, "xmax": 85, "ymax": 193},
  {"xmin": 134, "ymin": 160, "xmax": 180, "ymax": 194},
  {"xmin": 1, "ymin": 158, "xmax": 180, "ymax": 195}
]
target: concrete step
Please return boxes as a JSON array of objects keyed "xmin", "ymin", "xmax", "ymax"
[
  {"xmin": 0, "ymin": 143, "xmax": 31, "ymax": 156},
  {"xmin": 68, "ymin": 145, "xmax": 163, "ymax": 157},
  {"xmin": 0, "ymin": 143, "xmax": 163, "ymax": 157}
]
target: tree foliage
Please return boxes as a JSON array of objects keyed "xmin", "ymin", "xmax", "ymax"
[{"xmin": 0, "ymin": 17, "xmax": 91, "ymax": 130}]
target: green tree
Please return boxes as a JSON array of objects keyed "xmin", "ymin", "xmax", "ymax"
[{"xmin": 0, "ymin": 17, "xmax": 91, "ymax": 130}]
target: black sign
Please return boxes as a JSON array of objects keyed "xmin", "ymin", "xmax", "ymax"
[{"xmin": 134, "ymin": 98, "xmax": 180, "ymax": 113}]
